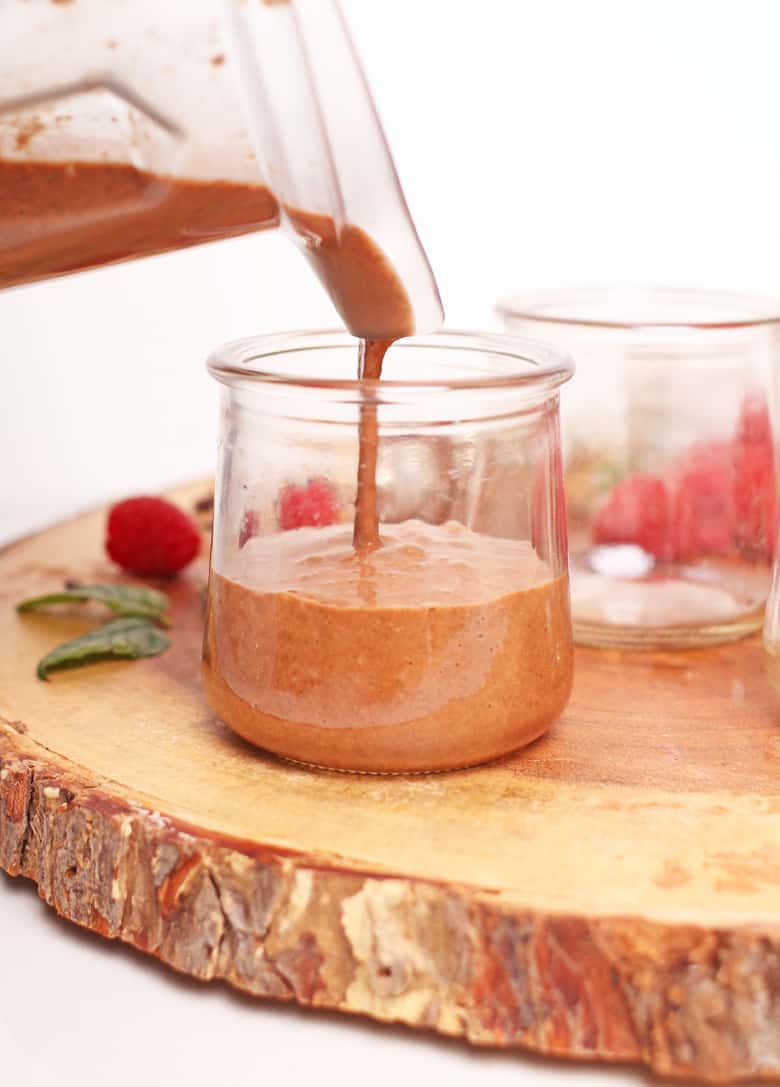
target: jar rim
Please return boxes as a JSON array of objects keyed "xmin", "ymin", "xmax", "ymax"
[
  {"xmin": 207, "ymin": 328, "xmax": 574, "ymax": 393},
  {"xmin": 496, "ymin": 287, "xmax": 780, "ymax": 331}
]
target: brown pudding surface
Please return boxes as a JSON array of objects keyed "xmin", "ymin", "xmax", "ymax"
[{"xmin": 203, "ymin": 520, "xmax": 573, "ymax": 772}]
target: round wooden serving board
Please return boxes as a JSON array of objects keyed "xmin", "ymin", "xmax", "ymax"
[{"xmin": 3, "ymin": 482, "xmax": 780, "ymax": 1083}]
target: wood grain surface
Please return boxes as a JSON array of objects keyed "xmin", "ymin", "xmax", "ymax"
[{"xmin": 2, "ymin": 482, "xmax": 780, "ymax": 1083}]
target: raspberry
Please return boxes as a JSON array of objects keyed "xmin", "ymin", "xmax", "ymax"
[
  {"xmin": 592, "ymin": 473, "xmax": 673, "ymax": 562},
  {"xmin": 736, "ymin": 394, "xmax": 772, "ymax": 445},
  {"xmin": 278, "ymin": 477, "xmax": 340, "ymax": 530},
  {"xmin": 733, "ymin": 394, "xmax": 776, "ymax": 558},
  {"xmin": 106, "ymin": 496, "xmax": 201, "ymax": 577},
  {"xmin": 672, "ymin": 441, "xmax": 734, "ymax": 560},
  {"xmin": 592, "ymin": 395, "xmax": 777, "ymax": 564},
  {"xmin": 238, "ymin": 509, "xmax": 260, "ymax": 549}
]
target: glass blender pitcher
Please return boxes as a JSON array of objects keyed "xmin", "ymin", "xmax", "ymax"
[{"xmin": 0, "ymin": 0, "xmax": 442, "ymax": 338}]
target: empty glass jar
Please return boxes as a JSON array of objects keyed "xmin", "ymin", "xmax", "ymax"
[
  {"xmin": 203, "ymin": 330, "xmax": 574, "ymax": 773},
  {"xmin": 499, "ymin": 288, "xmax": 780, "ymax": 649}
]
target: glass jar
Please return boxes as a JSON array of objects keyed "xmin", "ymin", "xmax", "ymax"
[
  {"xmin": 203, "ymin": 330, "xmax": 574, "ymax": 773},
  {"xmin": 498, "ymin": 288, "xmax": 780, "ymax": 649}
]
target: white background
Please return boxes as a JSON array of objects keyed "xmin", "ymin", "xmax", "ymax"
[{"xmin": 3, "ymin": 2, "xmax": 780, "ymax": 1084}]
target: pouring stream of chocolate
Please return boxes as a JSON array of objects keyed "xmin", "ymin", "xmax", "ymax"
[
  {"xmin": 352, "ymin": 337, "xmax": 390, "ymax": 552},
  {"xmin": 284, "ymin": 208, "xmax": 416, "ymax": 553}
]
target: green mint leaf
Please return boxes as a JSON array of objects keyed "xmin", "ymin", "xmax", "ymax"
[
  {"xmin": 17, "ymin": 582, "xmax": 169, "ymax": 625},
  {"xmin": 36, "ymin": 618, "xmax": 170, "ymax": 680}
]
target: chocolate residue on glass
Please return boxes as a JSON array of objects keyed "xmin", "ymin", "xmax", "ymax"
[{"xmin": 14, "ymin": 118, "xmax": 45, "ymax": 152}]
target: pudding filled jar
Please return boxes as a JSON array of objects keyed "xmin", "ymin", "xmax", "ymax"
[{"xmin": 203, "ymin": 330, "xmax": 574, "ymax": 773}]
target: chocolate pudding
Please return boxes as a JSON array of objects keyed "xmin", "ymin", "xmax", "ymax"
[{"xmin": 203, "ymin": 520, "xmax": 573, "ymax": 772}]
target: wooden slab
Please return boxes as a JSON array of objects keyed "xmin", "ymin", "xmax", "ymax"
[{"xmin": 3, "ymin": 483, "xmax": 780, "ymax": 1083}]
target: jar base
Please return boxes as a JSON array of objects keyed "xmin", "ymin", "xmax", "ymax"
[
  {"xmin": 570, "ymin": 549, "xmax": 768, "ymax": 649},
  {"xmin": 574, "ymin": 612, "xmax": 762, "ymax": 650}
]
